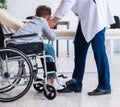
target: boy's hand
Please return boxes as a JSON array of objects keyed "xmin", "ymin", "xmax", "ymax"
[{"xmin": 48, "ymin": 17, "xmax": 60, "ymax": 28}]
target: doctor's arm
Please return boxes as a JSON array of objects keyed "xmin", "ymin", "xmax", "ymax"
[{"xmin": 49, "ymin": 0, "xmax": 75, "ymax": 28}]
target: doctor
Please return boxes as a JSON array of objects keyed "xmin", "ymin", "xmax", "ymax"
[{"xmin": 49, "ymin": 0, "xmax": 115, "ymax": 95}]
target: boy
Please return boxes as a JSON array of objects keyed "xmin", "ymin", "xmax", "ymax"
[{"xmin": 7, "ymin": 5, "xmax": 60, "ymax": 88}]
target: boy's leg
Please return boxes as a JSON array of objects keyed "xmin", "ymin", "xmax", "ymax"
[
  {"xmin": 43, "ymin": 44, "xmax": 74, "ymax": 89},
  {"xmin": 43, "ymin": 44, "xmax": 57, "ymax": 83},
  {"xmin": 44, "ymin": 44, "xmax": 55, "ymax": 62},
  {"xmin": 41, "ymin": 44, "xmax": 57, "ymax": 72}
]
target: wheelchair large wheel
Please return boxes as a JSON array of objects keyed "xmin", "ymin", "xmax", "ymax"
[
  {"xmin": 44, "ymin": 84, "xmax": 56, "ymax": 100},
  {"xmin": 0, "ymin": 47, "xmax": 33, "ymax": 102}
]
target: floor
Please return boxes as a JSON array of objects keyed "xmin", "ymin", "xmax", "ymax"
[{"xmin": 1, "ymin": 49, "xmax": 120, "ymax": 107}]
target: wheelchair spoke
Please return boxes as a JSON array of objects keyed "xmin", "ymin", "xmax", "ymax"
[{"xmin": 0, "ymin": 47, "xmax": 33, "ymax": 102}]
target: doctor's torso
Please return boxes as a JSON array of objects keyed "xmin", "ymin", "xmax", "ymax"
[
  {"xmin": 71, "ymin": 0, "xmax": 114, "ymax": 42},
  {"xmin": 54, "ymin": 0, "xmax": 114, "ymax": 42}
]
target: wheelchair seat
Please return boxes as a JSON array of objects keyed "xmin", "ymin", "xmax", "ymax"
[{"xmin": 7, "ymin": 42, "xmax": 43, "ymax": 55}]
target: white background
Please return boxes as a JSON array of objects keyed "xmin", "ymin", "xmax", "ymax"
[
  {"xmin": 6, "ymin": 0, "xmax": 120, "ymax": 19},
  {"xmin": 6, "ymin": 0, "xmax": 120, "ymax": 30}
]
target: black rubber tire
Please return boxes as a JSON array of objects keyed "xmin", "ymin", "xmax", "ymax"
[
  {"xmin": 0, "ymin": 47, "xmax": 33, "ymax": 102},
  {"xmin": 33, "ymin": 78, "xmax": 44, "ymax": 92},
  {"xmin": 44, "ymin": 85, "xmax": 56, "ymax": 100}
]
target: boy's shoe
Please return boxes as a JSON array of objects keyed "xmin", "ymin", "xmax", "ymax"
[
  {"xmin": 50, "ymin": 79, "xmax": 64, "ymax": 90},
  {"xmin": 51, "ymin": 78, "xmax": 76, "ymax": 90}
]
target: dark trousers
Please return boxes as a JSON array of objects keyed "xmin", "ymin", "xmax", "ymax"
[{"xmin": 72, "ymin": 22, "xmax": 111, "ymax": 90}]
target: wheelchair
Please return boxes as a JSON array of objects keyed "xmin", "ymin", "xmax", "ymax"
[{"xmin": 0, "ymin": 25, "xmax": 56, "ymax": 102}]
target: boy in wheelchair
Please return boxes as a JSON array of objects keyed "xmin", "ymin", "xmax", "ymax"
[{"xmin": 6, "ymin": 5, "xmax": 75, "ymax": 90}]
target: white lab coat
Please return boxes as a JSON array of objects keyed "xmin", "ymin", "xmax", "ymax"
[{"xmin": 53, "ymin": 0, "xmax": 115, "ymax": 42}]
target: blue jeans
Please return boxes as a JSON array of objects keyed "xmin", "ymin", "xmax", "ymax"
[
  {"xmin": 44, "ymin": 44, "xmax": 56, "ymax": 77},
  {"xmin": 72, "ymin": 22, "xmax": 111, "ymax": 90},
  {"xmin": 44, "ymin": 44, "xmax": 55, "ymax": 62}
]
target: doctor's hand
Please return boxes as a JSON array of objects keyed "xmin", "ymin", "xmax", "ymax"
[{"xmin": 48, "ymin": 17, "xmax": 60, "ymax": 28}]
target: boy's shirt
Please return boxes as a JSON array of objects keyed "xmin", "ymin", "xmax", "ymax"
[{"xmin": 7, "ymin": 16, "xmax": 56, "ymax": 44}]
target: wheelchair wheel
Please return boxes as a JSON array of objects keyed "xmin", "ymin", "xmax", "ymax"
[
  {"xmin": 44, "ymin": 84, "xmax": 56, "ymax": 100},
  {"xmin": 0, "ymin": 47, "xmax": 33, "ymax": 102},
  {"xmin": 33, "ymin": 78, "xmax": 44, "ymax": 92}
]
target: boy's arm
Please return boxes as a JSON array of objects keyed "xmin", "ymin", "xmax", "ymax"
[{"xmin": 42, "ymin": 19, "xmax": 56, "ymax": 41}]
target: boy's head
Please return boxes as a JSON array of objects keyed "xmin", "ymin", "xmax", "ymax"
[{"xmin": 36, "ymin": 5, "xmax": 51, "ymax": 20}]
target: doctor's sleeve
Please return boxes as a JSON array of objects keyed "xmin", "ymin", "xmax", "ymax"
[{"xmin": 52, "ymin": 0, "xmax": 75, "ymax": 19}]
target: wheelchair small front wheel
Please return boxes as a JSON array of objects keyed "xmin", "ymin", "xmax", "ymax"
[
  {"xmin": 33, "ymin": 78, "xmax": 44, "ymax": 92},
  {"xmin": 44, "ymin": 85, "xmax": 56, "ymax": 100}
]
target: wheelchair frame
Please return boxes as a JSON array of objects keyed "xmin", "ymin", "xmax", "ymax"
[{"xmin": 0, "ymin": 24, "xmax": 57, "ymax": 102}]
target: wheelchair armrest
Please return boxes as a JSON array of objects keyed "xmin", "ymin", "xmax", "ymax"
[{"xmin": 11, "ymin": 33, "xmax": 38, "ymax": 39}]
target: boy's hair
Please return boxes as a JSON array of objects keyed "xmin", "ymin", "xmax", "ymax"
[{"xmin": 36, "ymin": 5, "xmax": 51, "ymax": 18}]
